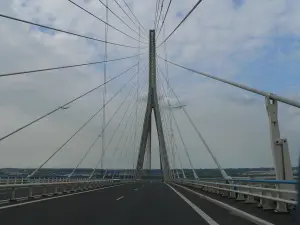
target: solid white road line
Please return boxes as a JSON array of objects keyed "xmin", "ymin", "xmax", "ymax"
[
  {"xmin": 172, "ymin": 183, "xmax": 275, "ymax": 225},
  {"xmin": 0, "ymin": 184, "xmax": 123, "ymax": 210},
  {"xmin": 134, "ymin": 188, "xmax": 138, "ymax": 191},
  {"xmin": 166, "ymin": 183, "xmax": 219, "ymax": 225},
  {"xmin": 116, "ymin": 196, "xmax": 124, "ymax": 201}
]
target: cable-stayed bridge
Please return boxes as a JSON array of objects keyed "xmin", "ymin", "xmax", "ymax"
[{"xmin": 0, "ymin": 0, "xmax": 299, "ymax": 225}]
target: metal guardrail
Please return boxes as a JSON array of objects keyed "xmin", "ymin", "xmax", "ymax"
[
  {"xmin": 176, "ymin": 178, "xmax": 297, "ymax": 213},
  {"xmin": 0, "ymin": 177, "xmax": 93, "ymax": 185},
  {"xmin": 0, "ymin": 178, "xmax": 127, "ymax": 203},
  {"xmin": 193, "ymin": 177, "xmax": 297, "ymax": 184}
]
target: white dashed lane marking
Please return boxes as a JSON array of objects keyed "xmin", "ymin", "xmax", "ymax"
[{"xmin": 116, "ymin": 196, "xmax": 124, "ymax": 201}]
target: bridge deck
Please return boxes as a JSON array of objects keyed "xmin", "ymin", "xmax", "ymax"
[{"xmin": 0, "ymin": 182, "xmax": 295, "ymax": 225}]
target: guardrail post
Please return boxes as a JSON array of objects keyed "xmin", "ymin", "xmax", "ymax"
[
  {"xmin": 42, "ymin": 185, "xmax": 48, "ymax": 197},
  {"xmin": 53, "ymin": 186, "xmax": 59, "ymax": 195},
  {"xmin": 257, "ymin": 184, "xmax": 264, "ymax": 208},
  {"xmin": 84, "ymin": 183, "xmax": 88, "ymax": 190},
  {"xmin": 215, "ymin": 184, "xmax": 220, "ymax": 194},
  {"xmin": 62, "ymin": 185, "xmax": 68, "ymax": 194},
  {"xmin": 77, "ymin": 184, "xmax": 82, "ymax": 192},
  {"xmin": 245, "ymin": 184, "xmax": 256, "ymax": 204},
  {"xmin": 84, "ymin": 183, "xmax": 88, "ymax": 191},
  {"xmin": 75, "ymin": 183, "xmax": 79, "ymax": 192},
  {"xmin": 236, "ymin": 191, "xmax": 245, "ymax": 200},
  {"xmin": 262, "ymin": 190, "xmax": 275, "ymax": 210},
  {"xmin": 210, "ymin": 184, "xmax": 216, "ymax": 193},
  {"xmin": 228, "ymin": 186, "xmax": 236, "ymax": 199},
  {"xmin": 207, "ymin": 185, "xmax": 212, "ymax": 193},
  {"xmin": 28, "ymin": 187, "xmax": 34, "ymax": 199},
  {"xmin": 10, "ymin": 188, "xmax": 16, "ymax": 202},
  {"xmin": 275, "ymin": 199, "xmax": 288, "ymax": 212},
  {"xmin": 71, "ymin": 184, "xmax": 76, "ymax": 192},
  {"xmin": 275, "ymin": 184, "xmax": 288, "ymax": 213},
  {"xmin": 236, "ymin": 184, "xmax": 245, "ymax": 201},
  {"xmin": 221, "ymin": 184, "xmax": 229, "ymax": 197}
]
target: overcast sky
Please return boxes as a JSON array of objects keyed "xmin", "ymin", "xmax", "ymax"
[{"xmin": 0, "ymin": 0, "xmax": 300, "ymax": 171}]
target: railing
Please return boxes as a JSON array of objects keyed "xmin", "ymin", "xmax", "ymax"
[
  {"xmin": 0, "ymin": 177, "xmax": 95, "ymax": 185},
  {"xmin": 0, "ymin": 178, "xmax": 127, "ymax": 203},
  {"xmin": 175, "ymin": 178, "xmax": 297, "ymax": 213}
]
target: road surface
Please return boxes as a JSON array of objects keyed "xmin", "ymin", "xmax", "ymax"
[{"xmin": 0, "ymin": 182, "xmax": 282, "ymax": 225}]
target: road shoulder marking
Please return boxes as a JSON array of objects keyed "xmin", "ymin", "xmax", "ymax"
[
  {"xmin": 166, "ymin": 183, "xmax": 219, "ymax": 225},
  {"xmin": 172, "ymin": 183, "xmax": 275, "ymax": 225}
]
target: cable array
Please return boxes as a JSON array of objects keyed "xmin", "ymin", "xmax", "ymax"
[
  {"xmin": 0, "ymin": 0, "xmax": 223, "ymax": 178},
  {"xmin": 121, "ymin": 0, "xmax": 148, "ymax": 34},
  {"xmin": 112, "ymin": 0, "xmax": 148, "ymax": 39},
  {"xmin": 0, "ymin": 62, "xmax": 140, "ymax": 143},
  {"xmin": 69, "ymin": 65, "xmax": 148, "ymax": 178},
  {"xmin": 156, "ymin": 0, "xmax": 172, "ymax": 39},
  {"xmin": 68, "ymin": 0, "xmax": 147, "ymax": 44},
  {"xmin": 89, "ymin": 64, "xmax": 147, "ymax": 178},
  {"xmin": 157, "ymin": 0, "xmax": 204, "ymax": 48},
  {"xmin": 0, "ymin": 13, "xmax": 139, "ymax": 49},
  {"xmin": 0, "ymin": 54, "xmax": 143, "ymax": 78},
  {"xmin": 28, "ymin": 65, "xmax": 141, "ymax": 177},
  {"xmin": 109, "ymin": 76, "xmax": 147, "ymax": 179},
  {"xmin": 157, "ymin": 61, "xmax": 230, "ymax": 179},
  {"xmin": 97, "ymin": 0, "xmax": 148, "ymax": 41}
]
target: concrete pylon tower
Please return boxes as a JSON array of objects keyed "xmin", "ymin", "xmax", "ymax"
[{"xmin": 136, "ymin": 30, "xmax": 170, "ymax": 180}]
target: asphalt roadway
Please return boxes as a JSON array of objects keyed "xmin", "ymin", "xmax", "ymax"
[{"xmin": 0, "ymin": 181, "xmax": 290, "ymax": 225}]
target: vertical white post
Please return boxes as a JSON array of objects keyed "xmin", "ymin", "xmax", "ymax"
[
  {"xmin": 265, "ymin": 97, "xmax": 293, "ymax": 212},
  {"xmin": 266, "ymin": 97, "xmax": 293, "ymax": 181}
]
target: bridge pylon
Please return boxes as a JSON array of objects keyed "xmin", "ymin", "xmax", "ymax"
[{"xmin": 136, "ymin": 30, "xmax": 170, "ymax": 180}]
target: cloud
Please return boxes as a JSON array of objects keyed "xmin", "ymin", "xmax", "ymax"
[{"xmin": 0, "ymin": 0, "xmax": 299, "ymax": 172}]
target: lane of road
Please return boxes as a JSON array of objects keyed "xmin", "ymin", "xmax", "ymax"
[
  {"xmin": 108, "ymin": 182, "xmax": 211, "ymax": 225},
  {"xmin": 170, "ymin": 183, "xmax": 259, "ymax": 225}
]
